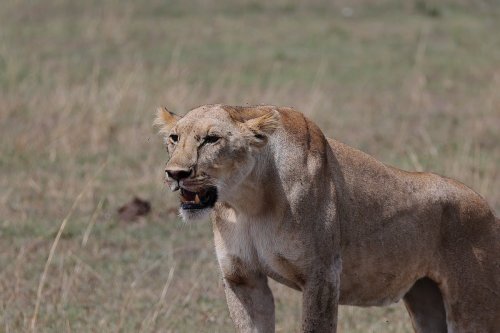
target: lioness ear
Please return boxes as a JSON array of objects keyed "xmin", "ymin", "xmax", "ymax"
[
  {"xmin": 244, "ymin": 110, "xmax": 280, "ymax": 147},
  {"xmin": 153, "ymin": 106, "xmax": 181, "ymax": 135}
]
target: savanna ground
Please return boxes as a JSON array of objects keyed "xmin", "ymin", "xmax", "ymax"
[{"xmin": 1, "ymin": 0, "xmax": 499, "ymax": 332}]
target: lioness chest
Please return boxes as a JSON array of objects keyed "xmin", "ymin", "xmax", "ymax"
[{"xmin": 212, "ymin": 208, "xmax": 308, "ymax": 291}]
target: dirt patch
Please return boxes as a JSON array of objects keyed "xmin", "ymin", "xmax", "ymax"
[{"xmin": 117, "ymin": 197, "xmax": 151, "ymax": 221}]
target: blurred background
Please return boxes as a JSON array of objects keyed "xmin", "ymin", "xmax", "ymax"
[{"xmin": 1, "ymin": 0, "xmax": 499, "ymax": 332}]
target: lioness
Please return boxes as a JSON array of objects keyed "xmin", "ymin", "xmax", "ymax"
[{"xmin": 155, "ymin": 104, "xmax": 500, "ymax": 333}]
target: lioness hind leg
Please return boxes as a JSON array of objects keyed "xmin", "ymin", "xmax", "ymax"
[
  {"xmin": 438, "ymin": 269, "xmax": 500, "ymax": 333},
  {"xmin": 403, "ymin": 277, "xmax": 447, "ymax": 333},
  {"xmin": 437, "ymin": 213, "xmax": 500, "ymax": 332},
  {"xmin": 438, "ymin": 277, "xmax": 500, "ymax": 333}
]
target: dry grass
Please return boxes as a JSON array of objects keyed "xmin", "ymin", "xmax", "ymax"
[{"xmin": 0, "ymin": 1, "xmax": 499, "ymax": 332}]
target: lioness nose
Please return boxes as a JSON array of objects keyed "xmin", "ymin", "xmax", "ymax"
[{"xmin": 165, "ymin": 168, "xmax": 192, "ymax": 181}]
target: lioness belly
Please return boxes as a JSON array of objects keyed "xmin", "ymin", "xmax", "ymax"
[
  {"xmin": 338, "ymin": 269, "xmax": 417, "ymax": 306},
  {"xmin": 336, "ymin": 212, "xmax": 437, "ymax": 307}
]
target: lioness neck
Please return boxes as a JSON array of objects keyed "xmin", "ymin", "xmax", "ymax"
[
  {"xmin": 218, "ymin": 147, "xmax": 286, "ymax": 218},
  {"xmin": 216, "ymin": 106, "xmax": 337, "ymax": 223}
]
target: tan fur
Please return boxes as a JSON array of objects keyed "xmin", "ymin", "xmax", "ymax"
[
  {"xmin": 155, "ymin": 104, "xmax": 500, "ymax": 333},
  {"xmin": 153, "ymin": 106, "xmax": 181, "ymax": 136}
]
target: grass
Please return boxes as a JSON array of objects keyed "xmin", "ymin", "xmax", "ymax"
[{"xmin": 1, "ymin": 0, "xmax": 499, "ymax": 332}]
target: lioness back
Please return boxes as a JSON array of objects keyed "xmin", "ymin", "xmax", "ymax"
[{"xmin": 326, "ymin": 137, "xmax": 499, "ymax": 306}]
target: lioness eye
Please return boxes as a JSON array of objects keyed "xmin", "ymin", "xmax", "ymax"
[
  {"xmin": 169, "ymin": 134, "xmax": 178, "ymax": 144},
  {"xmin": 204, "ymin": 135, "xmax": 220, "ymax": 144}
]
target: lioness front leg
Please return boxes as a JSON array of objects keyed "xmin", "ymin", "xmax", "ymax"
[
  {"xmin": 301, "ymin": 264, "xmax": 341, "ymax": 333},
  {"xmin": 223, "ymin": 273, "xmax": 275, "ymax": 333}
]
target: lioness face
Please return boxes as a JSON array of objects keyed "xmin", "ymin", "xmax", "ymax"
[{"xmin": 155, "ymin": 105, "xmax": 279, "ymax": 221}]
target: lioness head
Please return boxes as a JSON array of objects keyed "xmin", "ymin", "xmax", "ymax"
[{"xmin": 154, "ymin": 104, "xmax": 280, "ymax": 221}]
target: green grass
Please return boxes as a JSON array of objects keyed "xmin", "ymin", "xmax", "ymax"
[{"xmin": 1, "ymin": 0, "xmax": 499, "ymax": 332}]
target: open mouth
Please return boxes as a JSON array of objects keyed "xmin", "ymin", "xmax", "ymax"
[{"xmin": 180, "ymin": 187, "xmax": 218, "ymax": 210}]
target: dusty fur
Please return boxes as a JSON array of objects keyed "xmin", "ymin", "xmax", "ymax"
[{"xmin": 155, "ymin": 104, "xmax": 500, "ymax": 333}]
